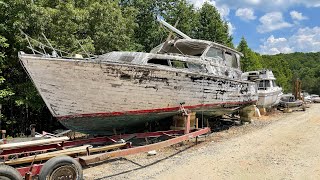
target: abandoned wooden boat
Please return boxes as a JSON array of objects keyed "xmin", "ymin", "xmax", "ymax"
[
  {"xmin": 242, "ymin": 70, "xmax": 282, "ymax": 108},
  {"xmin": 19, "ymin": 21, "xmax": 257, "ymax": 135}
]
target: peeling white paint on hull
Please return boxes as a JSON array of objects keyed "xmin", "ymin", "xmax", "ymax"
[{"xmin": 19, "ymin": 54, "xmax": 257, "ymax": 134}]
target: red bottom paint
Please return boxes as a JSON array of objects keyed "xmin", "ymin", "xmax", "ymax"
[{"xmin": 58, "ymin": 101, "xmax": 256, "ymax": 120}]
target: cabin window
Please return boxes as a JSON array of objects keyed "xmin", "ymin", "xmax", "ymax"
[
  {"xmin": 119, "ymin": 56, "xmax": 134, "ymax": 62},
  {"xmin": 167, "ymin": 41, "xmax": 207, "ymax": 56},
  {"xmin": 206, "ymin": 47, "xmax": 224, "ymax": 59},
  {"xmin": 272, "ymin": 80, "xmax": 277, "ymax": 87},
  {"xmin": 225, "ymin": 52, "xmax": 238, "ymax": 68},
  {"xmin": 258, "ymin": 80, "xmax": 271, "ymax": 90},
  {"xmin": 281, "ymin": 96, "xmax": 295, "ymax": 102},
  {"xmin": 147, "ymin": 59, "xmax": 170, "ymax": 66},
  {"xmin": 171, "ymin": 60, "xmax": 188, "ymax": 69},
  {"xmin": 188, "ymin": 63, "xmax": 206, "ymax": 72}
]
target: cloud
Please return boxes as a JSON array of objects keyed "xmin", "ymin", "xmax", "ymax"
[
  {"xmin": 227, "ymin": 22, "xmax": 236, "ymax": 35},
  {"xmin": 259, "ymin": 35, "xmax": 293, "ymax": 54},
  {"xmin": 259, "ymin": 27, "xmax": 320, "ymax": 54},
  {"xmin": 188, "ymin": 0, "xmax": 230, "ymax": 19},
  {"xmin": 217, "ymin": 4, "xmax": 230, "ymax": 19},
  {"xmin": 289, "ymin": 27, "xmax": 320, "ymax": 52},
  {"xmin": 235, "ymin": 8, "xmax": 257, "ymax": 21},
  {"xmin": 214, "ymin": 0, "xmax": 320, "ymax": 11},
  {"xmin": 302, "ymin": 0, "xmax": 320, "ymax": 7},
  {"xmin": 290, "ymin": 11, "xmax": 308, "ymax": 21},
  {"xmin": 257, "ymin": 12, "xmax": 293, "ymax": 33},
  {"xmin": 189, "ymin": 0, "xmax": 214, "ymax": 9}
]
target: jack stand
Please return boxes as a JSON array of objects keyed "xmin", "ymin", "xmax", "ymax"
[{"xmin": 184, "ymin": 113, "xmax": 191, "ymax": 134}]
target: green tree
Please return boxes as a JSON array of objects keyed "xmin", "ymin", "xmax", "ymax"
[
  {"xmin": 197, "ymin": 2, "xmax": 232, "ymax": 47},
  {"xmin": 237, "ymin": 37, "xmax": 262, "ymax": 72},
  {"xmin": 0, "ymin": 36, "xmax": 14, "ymax": 104},
  {"xmin": 120, "ymin": 0, "xmax": 176, "ymax": 52},
  {"xmin": 161, "ymin": 0, "xmax": 199, "ymax": 38},
  {"xmin": 0, "ymin": 0, "xmax": 140, "ymax": 135}
]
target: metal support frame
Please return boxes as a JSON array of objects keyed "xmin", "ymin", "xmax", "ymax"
[
  {"xmin": 1, "ymin": 112, "xmax": 210, "ymax": 178},
  {"xmin": 0, "ymin": 130, "xmax": 189, "ymax": 157},
  {"xmin": 79, "ymin": 127, "xmax": 210, "ymax": 166}
]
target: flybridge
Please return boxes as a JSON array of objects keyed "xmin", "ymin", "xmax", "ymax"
[{"xmin": 156, "ymin": 17, "xmax": 244, "ymax": 57}]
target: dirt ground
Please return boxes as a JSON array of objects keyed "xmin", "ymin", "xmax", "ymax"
[{"xmin": 83, "ymin": 103, "xmax": 320, "ymax": 180}]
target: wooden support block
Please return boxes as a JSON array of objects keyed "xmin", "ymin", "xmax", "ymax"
[
  {"xmin": 240, "ymin": 105, "xmax": 256, "ymax": 123},
  {"xmin": 259, "ymin": 108, "xmax": 267, "ymax": 116},
  {"xmin": 184, "ymin": 113, "xmax": 190, "ymax": 134}
]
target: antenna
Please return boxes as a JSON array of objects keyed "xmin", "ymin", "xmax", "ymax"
[
  {"xmin": 157, "ymin": 17, "xmax": 191, "ymax": 39},
  {"xmin": 166, "ymin": 19, "xmax": 180, "ymax": 41}
]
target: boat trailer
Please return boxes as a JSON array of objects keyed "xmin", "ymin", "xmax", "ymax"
[{"xmin": 0, "ymin": 114, "xmax": 210, "ymax": 179}]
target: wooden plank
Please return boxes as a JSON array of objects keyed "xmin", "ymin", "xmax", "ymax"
[
  {"xmin": 0, "ymin": 137, "xmax": 69, "ymax": 150},
  {"xmin": 3, "ymin": 145, "xmax": 90, "ymax": 165},
  {"xmin": 89, "ymin": 143, "xmax": 127, "ymax": 154},
  {"xmin": 3, "ymin": 143, "xmax": 127, "ymax": 165}
]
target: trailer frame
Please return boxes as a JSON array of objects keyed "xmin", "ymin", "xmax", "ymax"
[{"xmin": 0, "ymin": 113, "xmax": 210, "ymax": 179}]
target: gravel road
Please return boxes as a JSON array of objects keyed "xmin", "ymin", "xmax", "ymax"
[{"xmin": 84, "ymin": 104, "xmax": 320, "ymax": 180}]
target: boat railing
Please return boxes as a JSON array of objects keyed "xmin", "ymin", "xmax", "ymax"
[{"xmin": 20, "ymin": 30, "xmax": 96, "ymax": 60}]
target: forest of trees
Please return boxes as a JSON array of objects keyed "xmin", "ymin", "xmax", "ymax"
[{"xmin": 0, "ymin": 0, "xmax": 319, "ymax": 136}]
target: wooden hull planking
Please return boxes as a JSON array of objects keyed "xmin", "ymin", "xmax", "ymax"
[{"xmin": 20, "ymin": 55, "xmax": 257, "ymax": 134}]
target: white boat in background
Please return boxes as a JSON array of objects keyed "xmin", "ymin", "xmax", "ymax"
[{"xmin": 242, "ymin": 70, "xmax": 282, "ymax": 108}]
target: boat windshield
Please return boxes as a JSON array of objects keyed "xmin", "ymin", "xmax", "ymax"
[
  {"xmin": 258, "ymin": 80, "xmax": 271, "ymax": 90},
  {"xmin": 147, "ymin": 58, "xmax": 206, "ymax": 73},
  {"xmin": 206, "ymin": 47, "xmax": 224, "ymax": 60},
  {"xmin": 272, "ymin": 80, "xmax": 277, "ymax": 87},
  {"xmin": 153, "ymin": 40, "xmax": 208, "ymax": 56},
  {"xmin": 225, "ymin": 51, "xmax": 239, "ymax": 68}
]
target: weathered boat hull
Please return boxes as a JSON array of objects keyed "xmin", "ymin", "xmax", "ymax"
[
  {"xmin": 58, "ymin": 102, "xmax": 253, "ymax": 134},
  {"xmin": 257, "ymin": 90, "xmax": 283, "ymax": 108},
  {"xmin": 19, "ymin": 54, "xmax": 257, "ymax": 135}
]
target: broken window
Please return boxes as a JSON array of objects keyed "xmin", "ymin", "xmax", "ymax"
[
  {"xmin": 153, "ymin": 40, "xmax": 208, "ymax": 56},
  {"xmin": 206, "ymin": 47, "xmax": 223, "ymax": 59},
  {"xmin": 119, "ymin": 55, "xmax": 134, "ymax": 62},
  {"xmin": 171, "ymin": 60, "xmax": 187, "ymax": 69},
  {"xmin": 225, "ymin": 52, "xmax": 238, "ymax": 68},
  {"xmin": 147, "ymin": 59, "xmax": 170, "ymax": 66},
  {"xmin": 188, "ymin": 63, "xmax": 205, "ymax": 72}
]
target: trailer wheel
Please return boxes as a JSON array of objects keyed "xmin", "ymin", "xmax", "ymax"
[
  {"xmin": 39, "ymin": 156, "xmax": 83, "ymax": 180},
  {"xmin": 0, "ymin": 165, "xmax": 23, "ymax": 180}
]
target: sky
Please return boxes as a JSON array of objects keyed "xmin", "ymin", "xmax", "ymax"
[{"xmin": 189, "ymin": 0, "xmax": 320, "ymax": 55}]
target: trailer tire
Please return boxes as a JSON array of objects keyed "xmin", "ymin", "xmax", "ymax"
[
  {"xmin": 39, "ymin": 155, "xmax": 83, "ymax": 180},
  {"xmin": 0, "ymin": 165, "xmax": 23, "ymax": 180}
]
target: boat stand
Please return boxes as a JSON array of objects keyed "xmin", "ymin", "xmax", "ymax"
[{"xmin": 0, "ymin": 113, "xmax": 210, "ymax": 180}]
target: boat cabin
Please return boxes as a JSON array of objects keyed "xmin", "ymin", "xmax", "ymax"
[
  {"xmin": 151, "ymin": 39, "xmax": 241, "ymax": 69},
  {"xmin": 257, "ymin": 79, "xmax": 278, "ymax": 90},
  {"xmin": 100, "ymin": 39, "xmax": 243, "ymax": 79},
  {"xmin": 242, "ymin": 70, "xmax": 279, "ymax": 90}
]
